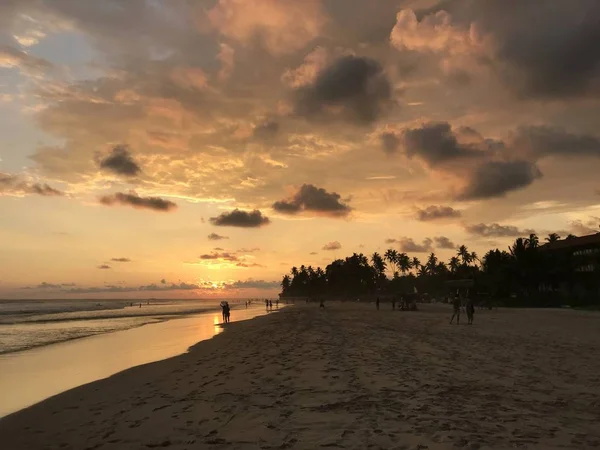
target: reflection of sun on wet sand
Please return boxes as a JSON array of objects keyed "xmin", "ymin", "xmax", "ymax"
[{"xmin": 1, "ymin": 303, "xmax": 600, "ymax": 449}]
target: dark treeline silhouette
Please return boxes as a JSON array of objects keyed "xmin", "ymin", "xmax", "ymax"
[{"xmin": 280, "ymin": 233, "xmax": 600, "ymax": 308}]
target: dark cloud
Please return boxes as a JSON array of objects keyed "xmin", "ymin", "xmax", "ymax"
[
  {"xmin": 477, "ymin": 0, "xmax": 600, "ymax": 99},
  {"xmin": 252, "ymin": 121, "xmax": 279, "ymax": 140},
  {"xmin": 322, "ymin": 241, "xmax": 342, "ymax": 251},
  {"xmin": 401, "ymin": 122, "xmax": 484, "ymax": 166},
  {"xmin": 384, "ymin": 238, "xmax": 397, "ymax": 244},
  {"xmin": 399, "ymin": 237, "xmax": 433, "ymax": 253},
  {"xmin": 99, "ymin": 192, "xmax": 177, "ymax": 212},
  {"xmin": 111, "ymin": 258, "xmax": 131, "ymax": 262},
  {"xmin": 226, "ymin": 279, "xmax": 280, "ymax": 290},
  {"xmin": 309, "ymin": 251, "xmax": 318, "ymax": 255},
  {"xmin": 209, "ymin": 209, "xmax": 270, "ymax": 228},
  {"xmin": 459, "ymin": 160, "xmax": 542, "ymax": 200},
  {"xmin": 99, "ymin": 145, "xmax": 141, "ymax": 176},
  {"xmin": 416, "ymin": 205, "xmax": 461, "ymax": 221},
  {"xmin": 465, "ymin": 223, "xmax": 535, "ymax": 238},
  {"xmin": 380, "ymin": 132, "xmax": 401, "ymax": 154},
  {"xmin": 273, "ymin": 184, "xmax": 351, "ymax": 217},
  {"xmin": 36, "ymin": 282, "xmax": 62, "ymax": 289},
  {"xmin": 98, "ymin": 265, "xmax": 111, "ymax": 269},
  {"xmin": 208, "ymin": 233, "xmax": 229, "ymax": 241},
  {"xmin": 293, "ymin": 55, "xmax": 392, "ymax": 124},
  {"xmin": 512, "ymin": 126, "xmax": 600, "ymax": 158},
  {"xmin": 235, "ymin": 262, "xmax": 266, "ymax": 268},
  {"xmin": 0, "ymin": 173, "xmax": 64, "ymax": 197},
  {"xmin": 434, "ymin": 236, "xmax": 456, "ymax": 249},
  {"xmin": 199, "ymin": 252, "xmax": 239, "ymax": 262}
]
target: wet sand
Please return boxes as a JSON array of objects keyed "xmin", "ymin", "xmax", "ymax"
[{"xmin": 1, "ymin": 303, "xmax": 600, "ymax": 449}]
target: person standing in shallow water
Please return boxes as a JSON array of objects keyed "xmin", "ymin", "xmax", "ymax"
[
  {"xmin": 450, "ymin": 296, "xmax": 461, "ymax": 325},
  {"xmin": 466, "ymin": 298, "xmax": 475, "ymax": 325}
]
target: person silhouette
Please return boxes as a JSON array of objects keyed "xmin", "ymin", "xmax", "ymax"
[
  {"xmin": 450, "ymin": 296, "xmax": 461, "ymax": 325},
  {"xmin": 466, "ymin": 298, "xmax": 475, "ymax": 325},
  {"xmin": 376, "ymin": 297, "xmax": 380, "ymax": 310}
]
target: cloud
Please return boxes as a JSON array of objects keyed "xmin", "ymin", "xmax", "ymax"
[
  {"xmin": 63, "ymin": 282, "xmax": 203, "ymax": 294},
  {"xmin": 252, "ymin": 121, "xmax": 279, "ymax": 140},
  {"xmin": 0, "ymin": 44, "xmax": 53, "ymax": 75},
  {"xmin": 225, "ymin": 279, "xmax": 280, "ymax": 290},
  {"xmin": 433, "ymin": 236, "xmax": 456, "ymax": 249},
  {"xmin": 273, "ymin": 184, "xmax": 351, "ymax": 217},
  {"xmin": 401, "ymin": 122, "xmax": 484, "ymax": 167},
  {"xmin": 399, "ymin": 237, "xmax": 433, "ymax": 253},
  {"xmin": 98, "ymin": 265, "xmax": 111, "ymax": 269},
  {"xmin": 209, "ymin": 209, "xmax": 270, "ymax": 227},
  {"xmin": 309, "ymin": 251, "xmax": 318, "ymax": 255},
  {"xmin": 459, "ymin": 160, "xmax": 542, "ymax": 200},
  {"xmin": 0, "ymin": 173, "xmax": 64, "ymax": 197},
  {"xmin": 237, "ymin": 247, "xmax": 260, "ymax": 253},
  {"xmin": 380, "ymin": 132, "xmax": 401, "ymax": 155},
  {"xmin": 207, "ymin": 0, "xmax": 326, "ymax": 55},
  {"xmin": 464, "ymin": 223, "xmax": 535, "ymax": 238},
  {"xmin": 99, "ymin": 192, "xmax": 178, "ymax": 212},
  {"xmin": 36, "ymin": 282, "xmax": 62, "ymax": 289},
  {"xmin": 208, "ymin": 233, "xmax": 229, "ymax": 241},
  {"xmin": 111, "ymin": 258, "xmax": 131, "ymax": 263},
  {"xmin": 293, "ymin": 55, "xmax": 392, "ymax": 124},
  {"xmin": 511, "ymin": 126, "xmax": 600, "ymax": 159},
  {"xmin": 416, "ymin": 205, "xmax": 461, "ymax": 221},
  {"xmin": 322, "ymin": 241, "xmax": 342, "ymax": 251},
  {"xmin": 235, "ymin": 262, "xmax": 265, "ymax": 268},
  {"xmin": 569, "ymin": 217, "xmax": 600, "ymax": 236},
  {"xmin": 384, "ymin": 238, "xmax": 398, "ymax": 244},
  {"xmin": 199, "ymin": 252, "xmax": 239, "ymax": 262},
  {"xmin": 99, "ymin": 145, "xmax": 141, "ymax": 176}
]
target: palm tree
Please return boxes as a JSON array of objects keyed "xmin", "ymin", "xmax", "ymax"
[
  {"xmin": 546, "ymin": 233, "xmax": 560, "ymax": 243},
  {"xmin": 291, "ymin": 266, "xmax": 298, "ymax": 277},
  {"xmin": 526, "ymin": 233, "xmax": 539, "ymax": 250},
  {"xmin": 384, "ymin": 249, "xmax": 399, "ymax": 276},
  {"xmin": 371, "ymin": 252, "xmax": 386, "ymax": 280},
  {"xmin": 397, "ymin": 252, "xmax": 411, "ymax": 275},
  {"xmin": 426, "ymin": 252, "xmax": 438, "ymax": 274},
  {"xmin": 470, "ymin": 251, "xmax": 479, "ymax": 263},
  {"xmin": 411, "ymin": 257, "xmax": 420, "ymax": 273},
  {"xmin": 281, "ymin": 275, "xmax": 291, "ymax": 292},
  {"xmin": 457, "ymin": 245, "xmax": 473, "ymax": 266},
  {"xmin": 449, "ymin": 256, "xmax": 460, "ymax": 273}
]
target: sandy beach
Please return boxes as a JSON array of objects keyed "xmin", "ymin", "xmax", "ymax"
[{"xmin": 1, "ymin": 303, "xmax": 600, "ymax": 450}]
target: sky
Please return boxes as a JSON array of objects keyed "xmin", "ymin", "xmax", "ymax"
[{"xmin": 1, "ymin": 0, "xmax": 600, "ymax": 299}]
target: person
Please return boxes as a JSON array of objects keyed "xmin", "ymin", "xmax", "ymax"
[
  {"xmin": 220, "ymin": 301, "xmax": 228, "ymax": 322},
  {"xmin": 466, "ymin": 298, "xmax": 475, "ymax": 325},
  {"xmin": 268, "ymin": 300, "xmax": 273, "ymax": 310},
  {"xmin": 319, "ymin": 298, "xmax": 325, "ymax": 309},
  {"xmin": 225, "ymin": 303, "xmax": 231, "ymax": 323},
  {"xmin": 265, "ymin": 299, "xmax": 269, "ymax": 311},
  {"xmin": 376, "ymin": 297, "xmax": 380, "ymax": 310},
  {"xmin": 392, "ymin": 297, "xmax": 396, "ymax": 310},
  {"xmin": 275, "ymin": 299, "xmax": 279, "ymax": 308},
  {"xmin": 450, "ymin": 296, "xmax": 461, "ymax": 325}
]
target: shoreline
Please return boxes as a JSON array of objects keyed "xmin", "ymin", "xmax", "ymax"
[
  {"xmin": 1, "ymin": 303, "xmax": 599, "ymax": 449},
  {"xmin": 0, "ymin": 305, "xmax": 276, "ymax": 418}
]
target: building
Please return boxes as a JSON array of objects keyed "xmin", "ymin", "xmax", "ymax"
[{"xmin": 539, "ymin": 232, "xmax": 600, "ymax": 301}]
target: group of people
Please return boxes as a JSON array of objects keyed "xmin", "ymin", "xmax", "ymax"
[
  {"xmin": 220, "ymin": 301, "xmax": 231, "ymax": 323},
  {"xmin": 265, "ymin": 299, "xmax": 279, "ymax": 310},
  {"xmin": 450, "ymin": 296, "xmax": 475, "ymax": 325}
]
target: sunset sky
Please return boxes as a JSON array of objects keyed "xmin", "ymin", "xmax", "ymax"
[{"xmin": 2, "ymin": 0, "xmax": 600, "ymax": 299}]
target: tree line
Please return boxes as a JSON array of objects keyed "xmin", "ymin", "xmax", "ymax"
[{"xmin": 280, "ymin": 233, "xmax": 599, "ymax": 307}]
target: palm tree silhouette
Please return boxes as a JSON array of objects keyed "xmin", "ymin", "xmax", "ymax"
[
  {"xmin": 384, "ymin": 249, "xmax": 399, "ymax": 277},
  {"xmin": 546, "ymin": 233, "xmax": 561, "ymax": 243},
  {"xmin": 449, "ymin": 256, "xmax": 460, "ymax": 274}
]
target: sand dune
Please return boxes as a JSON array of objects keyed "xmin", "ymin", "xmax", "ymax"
[{"xmin": 1, "ymin": 303, "xmax": 600, "ymax": 449}]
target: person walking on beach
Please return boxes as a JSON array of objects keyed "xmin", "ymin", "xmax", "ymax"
[
  {"xmin": 268, "ymin": 300, "xmax": 273, "ymax": 310},
  {"xmin": 450, "ymin": 296, "xmax": 461, "ymax": 325},
  {"xmin": 265, "ymin": 299, "xmax": 269, "ymax": 311},
  {"xmin": 466, "ymin": 298, "xmax": 475, "ymax": 325},
  {"xmin": 376, "ymin": 297, "xmax": 380, "ymax": 310}
]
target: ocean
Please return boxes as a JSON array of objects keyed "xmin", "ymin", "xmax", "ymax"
[
  {"xmin": 0, "ymin": 298, "xmax": 242, "ymax": 354},
  {"xmin": 0, "ymin": 298, "xmax": 277, "ymax": 417}
]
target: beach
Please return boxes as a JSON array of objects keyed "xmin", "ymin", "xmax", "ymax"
[{"xmin": 1, "ymin": 303, "xmax": 600, "ymax": 450}]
